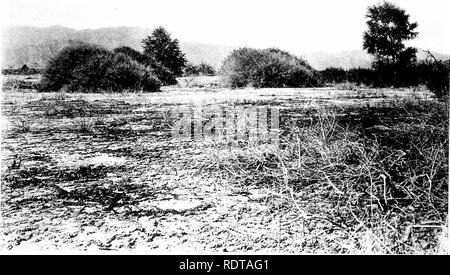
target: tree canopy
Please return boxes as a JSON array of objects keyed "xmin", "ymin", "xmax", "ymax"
[
  {"xmin": 142, "ymin": 27, "xmax": 187, "ymax": 77},
  {"xmin": 363, "ymin": 1, "xmax": 418, "ymax": 69}
]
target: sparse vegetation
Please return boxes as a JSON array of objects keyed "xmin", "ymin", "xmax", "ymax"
[
  {"xmin": 13, "ymin": 118, "xmax": 32, "ymax": 134},
  {"xmin": 72, "ymin": 117, "xmax": 94, "ymax": 133},
  {"xmin": 2, "ymin": 75, "xmax": 447, "ymax": 253},
  {"xmin": 202, "ymin": 98, "xmax": 448, "ymax": 253},
  {"xmin": 1, "ymin": 3, "xmax": 448, "ymax": 255}
]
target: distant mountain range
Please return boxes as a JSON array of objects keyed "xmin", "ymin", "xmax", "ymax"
[
  {"xmin": 2, "ymin": 25, "xmax": 449, "ymax": 70},
  {"xmin": 1, "ymin": 25, "xmax": 235, "ymax": 69}
]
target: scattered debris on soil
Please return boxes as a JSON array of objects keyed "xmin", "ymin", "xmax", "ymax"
[{"xmin": 1, "ymin": 80, "xmax": 447, "ymax": 253}]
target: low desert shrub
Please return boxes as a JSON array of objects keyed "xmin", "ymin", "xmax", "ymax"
[{"xmin": 13, "ymin": 118, "xmax": 32, "ymax": 134}]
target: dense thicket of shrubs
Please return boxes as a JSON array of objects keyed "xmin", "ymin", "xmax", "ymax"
[
  {"xmin": 357, "ymin": 1, "xmax": 450, "ymax": 98},
  {"xmin": 114, "ymin": 46, "xmax": 177, "ymax": 85},
  {"xmin": 415, "ymin": 60, "xmax": 450, "ymax": 98},
  {"xmin": 318, "ymin": 67, "xmax": 379, "ymax": 86},
  {"xmin": 318, "ymin": 61, "xmax": 450, "ymax": 98},
  {"xmin": 40, "ymin": 44, "xmax": 161, "ymax": 92},
  {"xmin": 113, "ymin": 46, "xmax": 148, "ymax": 64},
  {"xmin": 317, "ymin": 67, "xmax": 348, "ymax": 84},
  {"xmin": 184, "ymin": 63, "xmax": 216, "ymax": 76},
  {"xmin": 39, "ymin": 27, "xmax": 187, "ymax": 92},
  {"xmin": 219, "ymin": 48, "xmax": 318, "ymax": 88}
]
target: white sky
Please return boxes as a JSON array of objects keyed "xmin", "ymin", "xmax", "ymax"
[{"xmin": 1, "ymin": 0, "xmax": 449, "ymax": 54}]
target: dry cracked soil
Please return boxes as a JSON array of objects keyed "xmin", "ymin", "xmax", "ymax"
[{"xmin": 1, "ymin": 78, "xmax": 446, "ymax": 253}]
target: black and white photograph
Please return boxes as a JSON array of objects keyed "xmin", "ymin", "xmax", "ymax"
[{"xmin": 0, "ymin": 0, "xmax": 449, "ymax": 256}]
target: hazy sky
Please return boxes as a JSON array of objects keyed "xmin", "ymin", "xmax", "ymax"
[{"xmin": 2, "ymin": 0, "xmax": 449, "ymax": 54}]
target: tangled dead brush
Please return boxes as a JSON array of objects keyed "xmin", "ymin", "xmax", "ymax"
[{"xmin": 200, "ymin": 99, "xmax": 448, "ymax": 253}]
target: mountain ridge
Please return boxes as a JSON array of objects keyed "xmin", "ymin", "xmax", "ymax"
[{"xmin": 2, "ymin": 26, "xmax": 449, "ymax": 70}]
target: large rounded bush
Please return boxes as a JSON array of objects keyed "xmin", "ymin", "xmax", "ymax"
[
  {"xmin": 40, "ymin": 44, "xmax": 161, "ymax": 92},
  {"xmin": 219, "ymin": 47, "xmax": 318, "ymax": 88},
  {"xmin": 40, "ymin": 44, "xmax": 109, "ymax": 92},
  {"xmin": 113, "ymin": 46, "xmax": 176, "ymax": 85}
]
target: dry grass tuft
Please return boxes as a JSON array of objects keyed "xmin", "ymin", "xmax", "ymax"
[{"xmin": 200, "ymin": 98, "xmax": 448, "ymax": 253}]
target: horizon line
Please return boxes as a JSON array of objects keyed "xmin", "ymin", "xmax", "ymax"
[{"xmin": 3, "ymin": 24, "xmax": 450, "ymax": 57}]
